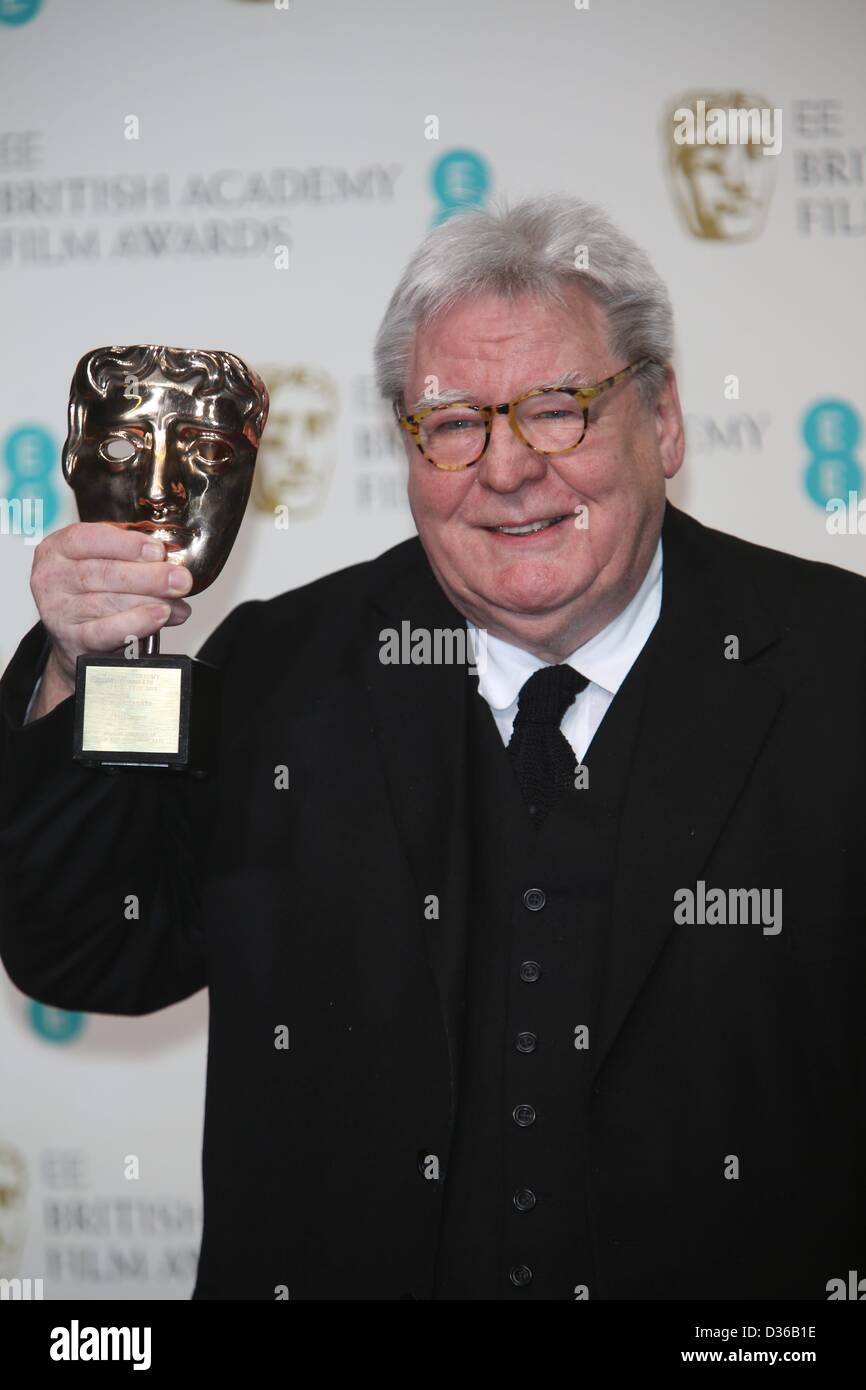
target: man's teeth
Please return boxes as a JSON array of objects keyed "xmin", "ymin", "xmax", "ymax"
[{"xmin": 494, "ymin": 516, "xmax": 565, "ymax": 535}]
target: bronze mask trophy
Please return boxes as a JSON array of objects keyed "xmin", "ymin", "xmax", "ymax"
[{"xmin": 63, "ymin": 345, "xmax": 269, "ymax": 774}]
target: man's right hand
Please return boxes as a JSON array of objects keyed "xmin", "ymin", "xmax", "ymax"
[{"xmin": 26, "ymin": 522, "xmax": 194, "ymax": 722}]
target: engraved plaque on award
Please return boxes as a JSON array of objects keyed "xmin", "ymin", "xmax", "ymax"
[{"xmin": 63, "ymin": 344, "xmax": 269, "ymax": 774}]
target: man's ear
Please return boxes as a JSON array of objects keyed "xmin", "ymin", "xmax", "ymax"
[{"xmin": 654, "ymin": 365, "xmax": 685, "ymax": 481}]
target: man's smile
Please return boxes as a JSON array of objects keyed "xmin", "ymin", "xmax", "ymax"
[{"xmin": 481, "ymin": 514, "xmax": 570, "ymax": 538}]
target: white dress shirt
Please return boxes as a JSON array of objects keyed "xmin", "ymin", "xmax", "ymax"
[{"xmin": 468, "ymin": 537, "xmax": 663, "ymax": 764}]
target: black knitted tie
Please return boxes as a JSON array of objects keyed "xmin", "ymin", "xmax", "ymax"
[{"xmin": 507, "ymin": 664, "xmax": 589, "ymax": 828}]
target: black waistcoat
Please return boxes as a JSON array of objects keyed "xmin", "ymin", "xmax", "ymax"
[{"xmin": 432, "ymin": 630, "xmax": 658, "ymax": 1300}]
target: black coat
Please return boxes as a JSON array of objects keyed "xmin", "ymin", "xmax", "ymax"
[{"xmin": 1, "ymin": 501, "xmax": 864, "ymax": 1299}]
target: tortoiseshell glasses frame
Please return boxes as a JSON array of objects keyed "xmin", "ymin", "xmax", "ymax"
[{"xmin": 394, "ymin": 357, "xmax": 653, "ymax": 471}]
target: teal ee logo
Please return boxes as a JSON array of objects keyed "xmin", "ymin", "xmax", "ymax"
[
  {"xmin": 0, "ymin": 0, "xmax": 43, "ymax": 25},
  {"xmin": 28, "ymin": 1001, "xmax": 86, "ymax": 1044},
  {"xmin": 430, "ymin": 149, "xmax": 491, "ymax": 226},
  {"xmin": 802, "ymin": 399, "xmax": 862, "ymax": 508},
  {"xmin": 2, "ymin": 423, "xmax": 59, "ymax": 533}
]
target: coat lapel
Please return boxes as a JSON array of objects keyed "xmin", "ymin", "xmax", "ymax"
[
  {"xmin": 362, "ymin": 541, "xmax": 474, "ymax": 1113},
  {"xmin": 591, "ymin": 503, "xmax": 785, "ymax": 1080}
]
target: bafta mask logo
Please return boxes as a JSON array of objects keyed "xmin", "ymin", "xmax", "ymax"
[
  {"xmin": 665, "ymin": 91, "xmax": 777, "ymax": 242},
  {"xmin": 0, "ymin": 1143, "xmax": 28, "ymax": 1277},
  {"xmin": 62, "ymin": 345, "xmax": 269, "ymax": 594},
  {"xmin": 252, "ymin": 366, "xmax": 337, "ymax": 520}
]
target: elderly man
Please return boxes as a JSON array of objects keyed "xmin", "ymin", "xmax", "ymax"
[{"xmin": 1, "ymin": 196, "xmax": 864, "ymax": 1301}]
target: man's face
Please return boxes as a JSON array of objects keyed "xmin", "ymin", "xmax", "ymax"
[
  {"xmin": 403, "ymin": 289, "xmax": 683, "ymax": 657},
  {"xmin": 66, "ymin": 370, "xmax": 259, "ymax": 593}
]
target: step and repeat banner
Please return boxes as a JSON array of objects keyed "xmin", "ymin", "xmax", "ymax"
[{"xmin": 0, "ymin": 0, "xmax": 863, "ymax": 1298}]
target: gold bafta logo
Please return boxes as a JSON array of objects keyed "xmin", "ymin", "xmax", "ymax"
[
  {"xmin": 252, "ymin": 366, "xmax": 338, "ymax": 520},
  {"xmin": 665, "ymin": 91, "xmax": 777, "ymax": 242},
  {"xmin": 0, "ymin": 1143, "xmax": 28, "ymax": 1277}
]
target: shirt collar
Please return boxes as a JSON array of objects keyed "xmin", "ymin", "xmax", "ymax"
[{"xmin": 468, "ymin": 535, "xmax": 663, "ymax": 711}]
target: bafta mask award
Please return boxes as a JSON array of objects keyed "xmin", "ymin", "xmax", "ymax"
[{"xmin": 63, "ymin": 345, "xmax": 269, "ymax": 774}]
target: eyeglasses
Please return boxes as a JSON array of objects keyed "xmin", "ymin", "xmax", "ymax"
[{"xmin": 395, "ymin": 357, "xmax": 652, "ymax": 471}]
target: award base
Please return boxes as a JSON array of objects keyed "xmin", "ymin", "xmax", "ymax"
[{"xmin": 72, "ymin": 651, "xmax": 220, "ymax": 776}]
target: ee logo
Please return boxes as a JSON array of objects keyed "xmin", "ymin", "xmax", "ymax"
[
  {"xmin": 802, "ymin": 399, "xmax": 862, "ymax": 508},
  {"xmin": 0, "ymin": 0, "xmax": 43, "ymax": 25},
  {"xmin": 3, "ymin": 424, "xmax": 60, "ymax": 529}
]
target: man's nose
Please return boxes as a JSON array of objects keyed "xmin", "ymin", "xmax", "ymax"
[{"xmin": 475, "ymin": 410, "xmax": 547, "ymax": 491}]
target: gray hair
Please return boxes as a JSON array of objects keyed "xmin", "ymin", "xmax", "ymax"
[{"xmin": 374, "ymin": 194, "xmax": 673, "ymax": 414}]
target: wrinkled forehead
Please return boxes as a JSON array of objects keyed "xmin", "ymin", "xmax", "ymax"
[{"xmin": 78, "ymin": 370, "xmax": 248, "ymax": 433}]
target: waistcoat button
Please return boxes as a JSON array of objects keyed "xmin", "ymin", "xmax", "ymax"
[{"xmin": 512, "ymin": 1103, "xmax": 536, "ymax": 1127}]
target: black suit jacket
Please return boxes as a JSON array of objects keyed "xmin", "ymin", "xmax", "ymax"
[{"xmin": 1, "ymin": 502, "xmax": 864, "ymax": 1300}]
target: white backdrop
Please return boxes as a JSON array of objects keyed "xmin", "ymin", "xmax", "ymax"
[{"xmin": 1, "ymin": 0, "xmax": 863, "ymax": 1298}]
